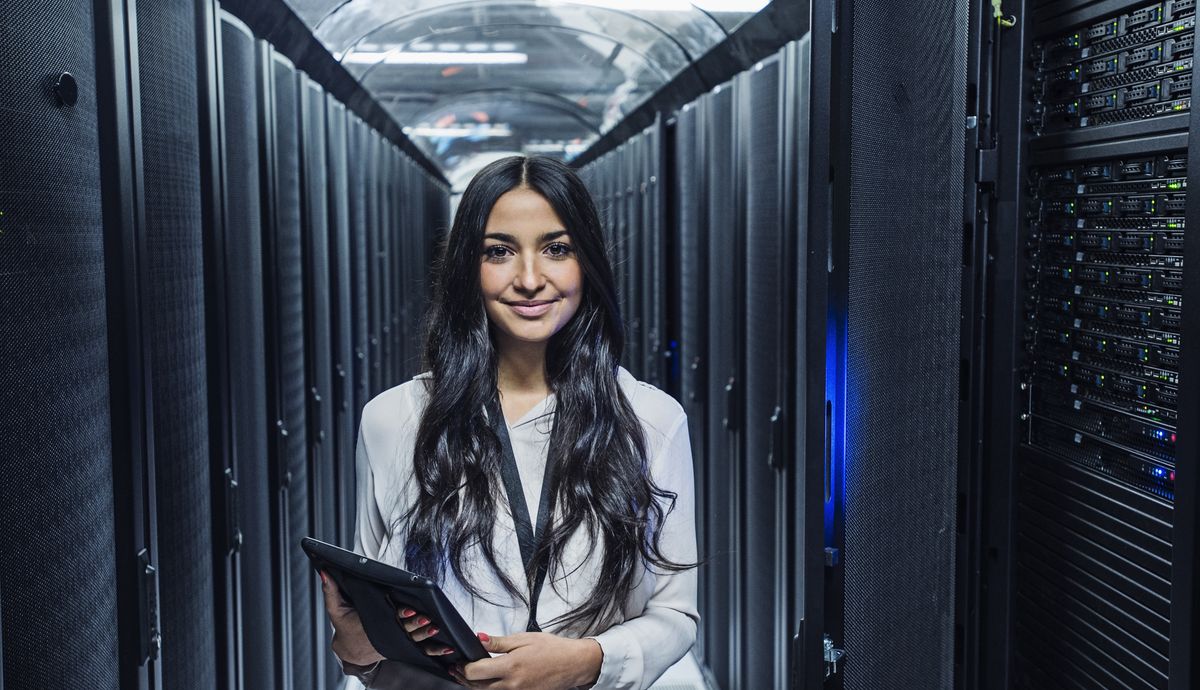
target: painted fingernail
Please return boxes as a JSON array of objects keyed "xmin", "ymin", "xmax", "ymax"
[
  {"xmin": 427, "ymin": 626, "xmax": 439, "ymax": 636},
  {"xmin": 418, "ymin": 617, "xmax": 429, "ymax": 626},
  {"xmin": 442, "ymin": 647, "xmax": 454, "ymax": 655},
  {"xmin": 319, "ymin": 571, "xmax": 328, "ymax": 586},
  {"xmin": 401, "ymin": 608, "xmax": 415, "ymax": 617},
  {"xmin": 476, "ymin": 632, "xmax": 490, "ymax": 642}
]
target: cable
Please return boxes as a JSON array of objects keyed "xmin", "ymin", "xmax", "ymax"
[{"xmin": 991, "ymin": 0, "xmax": 1017, "ymax": 27}]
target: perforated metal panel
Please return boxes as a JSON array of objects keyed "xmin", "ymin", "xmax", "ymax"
[
  {"xmin": 672, "ymin": 102, "xmax": 710, "ymax": 662},
  {"xmin": 367, "ymin": 131, "xmax": 383, "ymax": 396},
  {"xmin": 842, "ymin": 0, "xmax": 968, "ymax": 687},
  {"xmin": 326, "ymin": 97, "xmax": 356, "ymax": 551},
  {"xmin": 0, "ymin": 3, "xmax": 119, "ymax": 687},
  {"xmin": 264, "ymin": 49, "xmax": 313, "ymax": 690},
  {"xmin": 218, "ymin": 14, "xmax": 276, "ymax": 689},
  {"xmin": 701, "ymin": 83, "xmax": 741, "ymax": 690},
  {"xmin": 299, "ymin": 73, "xmax": 336, "ymax": 690},
  {"xmin": 739, "ymin": 55, "xmax": 787, "ymax": 690},
  {"xmin": 347, "ymin": 116, "xmax": 371, "ymax": 428},
  {"xmin": 135, "ymin": 1, "xmax": 217, "ymax": 686}
]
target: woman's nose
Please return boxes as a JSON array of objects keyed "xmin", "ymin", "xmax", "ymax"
[{"xmin": 512, "ymin": 256, "xmax": 546, "ymax": 292}]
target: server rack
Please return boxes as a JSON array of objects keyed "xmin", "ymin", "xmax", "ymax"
[
  {"xmin": 972, "ymin": 1, "xmax": 1200, "ymax": 689},
  {"xmin": 0, "ymin": 1, "xmax": 123, "ymax": 687},
  {"xmin": 298, "ymin": 73, "xmax": 336, "ymax": 690},
  {"xmin": 132, "ymin": 1, "xmax": 217, "ymax": 689},
  {"xmin": 210, "ymin": 13, "xmax": 277, "ymax": 690},
  {"xmin": 325, "ymin": 96, "xmax": 357, "ymax": 553},
  {"xmin": 94, "ymin": 0, "xmax": 164, "ymax": 686}
]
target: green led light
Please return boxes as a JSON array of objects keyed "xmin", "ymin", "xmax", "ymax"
[{"xmin": 1168, "ymin": 182, "xmax": 1182, "ymax": 189}]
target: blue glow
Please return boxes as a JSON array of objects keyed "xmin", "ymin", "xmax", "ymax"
[{"xmin": 824, "ymin": 304, "xmax": 846, "ymax": 548}]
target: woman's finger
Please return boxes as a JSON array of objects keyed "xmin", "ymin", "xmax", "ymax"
[
  {"xmin": 401, "ymin": 613, "xmax": 434, "ymax": 634},
  {"xmin": 320, "ymin": 572, "xmax": 350, "ymax": 622},
  {"xmin": 420, "ymin": 639, "xmax": 455, "ymax": 657},
  {"xmin": 409, "ymin": 621, "xmax": 438, "ymax": 643}
]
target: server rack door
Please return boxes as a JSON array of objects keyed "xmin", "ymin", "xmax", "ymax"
[
  {"xmin": 367, "ymin": 132, "xmax": 383, "ymax": 396},
  {"xmin": 325, "ymin": 97, "xmax": 356, "ymax": 552},
  {"xmin": 257, "ymin": 45, "xmax": 311, "ymax": 690},
  {"xmin": 395, "ymin": 158, "xmax": 410, "ymax": 380},
  {"xmin": 347, "ymin": 116, "xmax": 371, "ymax": 429},
  {"xmin": 671, "ymin": 101, "xmax": 710, "ymax": 663},
  {"xmin": 781, "ymin": 35, "xmax": 820, "ymax": 690},
  {"xmin": 393, "ymin": 150, "xmax": 405, "ymax": 383},
  {"xmin": 94, "ymin": 0, "xmax": 166, "ymax": 685},
  {"xmin": 0, "ymin": 2, "xmax": 119, "ymax": 686},
  {"xmin": 642, "ymin": 120, "xmax": 665, "ymax": 388},
  {"xmin": 134, "ymin": 1, "xmax": 217, "ymax": 687},
  {"xmin": 626, "ymin": 137, "xmax": 644, "ymax": 378},
  {"xmin": 216, "ymin": 14, "xmax": 275, "ymax": 690},
  {"xmin": 739, "ymin": 53, "xmax": 790, "ymax": 690},
  {"xmin": 701, "ymin": 82, "xmax": 742, "ymax": 689},
  {"xmin": 838, "ymin": 0, "xmax": 968, "ymax": 687},
  {"xmin": 299, "ymin": 74, "xmax": 335, "ymax": 690},
  {"xmin": 378, "ymin": 146, "xmax": 393, "ymax": 390}
]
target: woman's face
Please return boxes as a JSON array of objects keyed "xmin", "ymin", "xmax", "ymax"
[{"xmin": 480, "ymin": 186, "xmax": 584, "ymax": 348}]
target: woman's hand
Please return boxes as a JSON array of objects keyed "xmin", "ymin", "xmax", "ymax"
[
  {"xmin": 449, "ymin": 632, "xmax": 603, "ymax": 689},
  {"xmin": 397, "ymin": 607, "xmax": 457, "ymax": 658},
  {"xmin": 320, "ymin": 571, "xmax": 385, "ymax": 667}
]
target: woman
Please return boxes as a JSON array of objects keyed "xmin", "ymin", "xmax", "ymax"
[{"xmin": 320, "ymin": 155, "xmax": 699, "ymax": 690}]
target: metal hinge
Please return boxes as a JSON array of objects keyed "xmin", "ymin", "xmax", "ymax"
[
  {"xmin": 138, "ymin": 549, "xmax": 161, "ymax": 664},
  {"xmin": 824, "ymin": 634, "xmax": 846, "ymax": 679}
]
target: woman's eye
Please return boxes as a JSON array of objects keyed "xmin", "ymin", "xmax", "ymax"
[
  {"xmin": 546, "ymin": 242, "xmax": 573, "ymax": 257},
  {"xmin": 483, "ymin": 245, "xmax": 510, "ymax": 260}
]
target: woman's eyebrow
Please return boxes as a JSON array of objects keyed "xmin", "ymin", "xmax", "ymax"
[{"xmin": 483, "ymin": 230, "xmax": 569, "ymax": 242}]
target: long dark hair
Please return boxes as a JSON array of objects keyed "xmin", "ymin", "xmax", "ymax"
[{"xmin": 397, "ymin": 155, "xmax": 692, "ymax": 634}]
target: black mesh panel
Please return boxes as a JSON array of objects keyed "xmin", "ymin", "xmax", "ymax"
[
  {"xmin": 136, "ymin": 1, "xmax": 217, "ymax": 686},
  {"xmin": 0, "ymin": 3, "xmax": 118, "ymax": 687},
  {"xmin": 701, "ymin": 83, "xmax": 739, "ymax": 690},
  {"xmin": 218, "ymin": 14, "xmax": 276, "ymax": 689},
  {"xmin": 347, "ymin": 117, "xmax": 371, "ymax": 427},
  {"xmin": 325, "ymin": 98, "xmax": 356, "ymax": 550},
  {"xmin": 673, "ymin": 102, "xmax": 709, "ymax": 662},
  {"xmin": 741, "ymin": 56, "xmax": 784, "ymax": 690},
  {"xmin": 843, "ymin": 1, "xmax": 968, "ymax": 687},
  {"xmin": 267, "ymin": 52, "xmax": 312, "ymax": 690}
]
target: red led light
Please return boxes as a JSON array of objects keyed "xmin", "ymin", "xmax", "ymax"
[
  {"xmin": 1171, "ymin": 433, "xmax": 1177, "ymax": 443},
  {"xmin": 1170, "ymin": 471, "xmax": 1176, "ymax": 482}
]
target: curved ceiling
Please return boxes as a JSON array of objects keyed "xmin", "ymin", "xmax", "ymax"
[{"xmin": 283, "ymin": 0, "xmax": 766, "ymax": 187}]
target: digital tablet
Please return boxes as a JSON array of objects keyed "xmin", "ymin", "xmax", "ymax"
[{"xmin": 302, "ymin": 537, "xmax": 489, "ymax": 681}]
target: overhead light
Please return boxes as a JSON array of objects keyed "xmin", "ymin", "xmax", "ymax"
[
  {"xmin": 465, "ymin": 42, "xmax": 489, "ymax": 51},
  {"xmin": 524, "ymin": 141, "xmax": 589, "ymax": 154},
  {"xmin": 437, "ymin": 42, "xmax": 462, "ymax": 51},
  {"xmin": 343, "ymin": 51, "xmax": 529, "ymax": 65},
  {"xmin": 404, "ymin": 124, "xmax": 514, "ymax": 138}
]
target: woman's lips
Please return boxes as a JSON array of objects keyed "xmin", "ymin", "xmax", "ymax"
[{"xmin": 507, "ymin": 300, "xmax": 556, "ymax": 318}]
